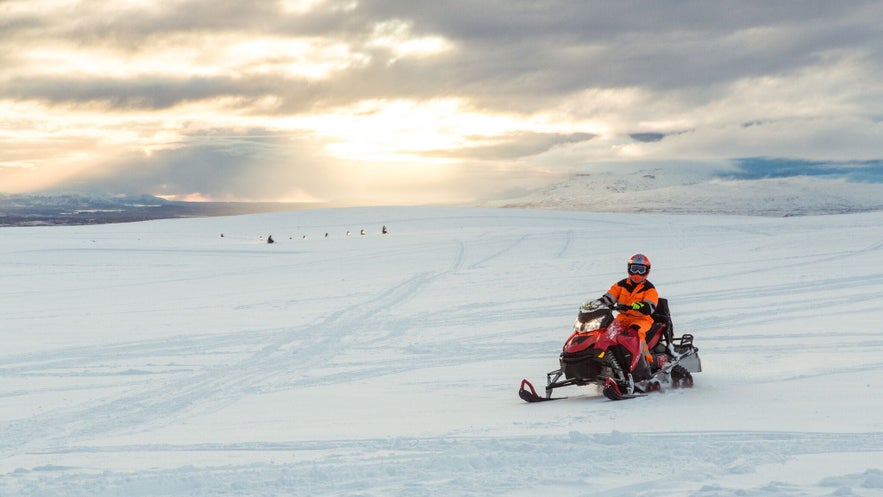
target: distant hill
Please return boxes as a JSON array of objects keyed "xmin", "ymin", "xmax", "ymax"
[
  {"xmin": 487, "ymin": 168, "xmax": 883, "ymax": 217},
  {"xmin": 0, "ymin": 193, "xmax": 318, "ymax": 227},
  {"xmin": 6, "ymin": 168, "xmax": 883, "ymax": 227}
]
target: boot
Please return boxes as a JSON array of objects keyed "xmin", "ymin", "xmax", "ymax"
[{"xmin": 633, "ymin": 354, "xmax": 652, "ymax": 381}]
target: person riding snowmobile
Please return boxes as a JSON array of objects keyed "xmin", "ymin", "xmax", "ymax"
[{"xmin": 596, "ymin": 253, "xmax": 658, "ymax": 380}]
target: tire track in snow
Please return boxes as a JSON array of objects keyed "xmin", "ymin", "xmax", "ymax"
[
  {"xmin": 0, "ymin": 239, "xmax": 472, "ymax": 456},
  {"xmin": 467, "ymin": 235, "xmax": 529, "ymax": 270},
  {"xmin": 283, "ymin": 239, "xmax": 471, "ymax": 383},
  {"xmin": 0, "ymin": 225, "xmax": 678, "ymax": 458},
  {"xmin": 289, "ymin": 238, "xmax": 467, "ymax": 364},
  {"xmin": 555, "ymin": 230, "xmax": 574, "ymax": 259},
  {"xmin": 0, "ymin": 329, "xmax": 293, "ymax": 456},
  {"xmin": 6, "ymin": 431, "xmax": 883, "ymax": 497}
]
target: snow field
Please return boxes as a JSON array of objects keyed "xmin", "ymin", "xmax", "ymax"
[{"xmin": 2, "ymin": 206, "xmax": 883, "ymax": 496}]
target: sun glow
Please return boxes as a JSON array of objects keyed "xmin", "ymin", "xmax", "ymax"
[
  {"xmin": 1, "ymin": 88, "xmax": 607, "ymax": 199},
  {"xmin": 280, "ymin": 0, "xmax": 357, "ymax": 14},
  {"xmin": 368, "ymin": 19, "xmax": 453, "ymax": 62},
  {"xmin": 294, "ymin": 98, "xmax": 534, "ymax": 162}
]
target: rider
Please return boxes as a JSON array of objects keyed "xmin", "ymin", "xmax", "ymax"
[{"xmin": 598, "ymin": 253, "xmax": 658, "ymax": 380}]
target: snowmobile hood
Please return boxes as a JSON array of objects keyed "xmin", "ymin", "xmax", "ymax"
[{"xmin": 563, "ymin": 332, "xmax": 599, "ymax": 354}]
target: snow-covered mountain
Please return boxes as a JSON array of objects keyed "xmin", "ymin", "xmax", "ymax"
[
  {"xmin": 0, "ymin": 193, "xmax": 169, "ymax": 226},
  {"xmin": 488, "ymin": 167, "xmax": 883, "ymax": 216},
  {"xmin": 0, "ymin": 193, "xmax": 312, "ymax": 227},
  {"xmin": 0, "ymin": 192, "xmax": 169, "ymax": 209},
  {"xmin": 2, "ymin": 205, "xmax": 882, "ymax": 496}
]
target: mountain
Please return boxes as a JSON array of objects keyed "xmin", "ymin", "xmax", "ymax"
[
  {"xmin": 0, "ymin": 193, "xmax": 314, "ymax": 226},
  {"xmin": 489, "ymin": 168, "xmax": 883, "ymax": 216},
  {"xmin": 0, "ymin": 193, "xmax": 167, "ymax": 226},
  {"xmin": 6, "ymin": 164, "xmax": 883, "ymax": 227},
  {"xmin": 0, "ymin": 192, "xmax": 170, "ymax": 209}
]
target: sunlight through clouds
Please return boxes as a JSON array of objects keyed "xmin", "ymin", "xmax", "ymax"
[
  {"xmin": 296, "ymin": 98, "xmax": 528, "ymax": 162},
  {"xmin": 1, "ymin": 1, "xmax": 881, "ymax": 203},
  {"xmin": 279, "ymin": 0, "xmax": 357, "ymax": 14},
  {"xmin": 226, "ymin": 37, "xmax": 369, "ymax": 80},
  {"xmin": 368, "ymin": 19, "xmax": 454, "ymax": 64}
]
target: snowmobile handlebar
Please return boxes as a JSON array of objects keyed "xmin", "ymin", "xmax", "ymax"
[{"xmin": 582, "ymin": 300, "xmax": 638, "ymax": 314}]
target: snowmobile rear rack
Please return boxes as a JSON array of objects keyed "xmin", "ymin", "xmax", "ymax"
[{"xmin": 673, "ymin": 333, "xmax": 695, "ymax": 349}]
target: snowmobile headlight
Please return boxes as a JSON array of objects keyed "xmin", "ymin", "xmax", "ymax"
[{"xmin": 574, "ymin": 316, "xmax": 602, "ymax": 333}]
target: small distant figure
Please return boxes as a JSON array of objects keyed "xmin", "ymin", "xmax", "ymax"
[
  {"xmin": 267, "ymin": 235, "xmax": 275, "ymax": 244},
  {"xmin": 302, "ymin": 235, "xmax": 307, "ymax": 239},
  {"xmin": 360, "ymin": 229, "xmax": 366, "ymax": 236},
  {"xmin": 220, "ymin": 233, "xmax": 224, "ymax": 238},
  {"xmin": 325, "ymin": 232, "xmax": 329, "ymax": 238},
  {"xmin": 346, "ymin": 230, "xmax": 351, "ymax": 236},
  {"xmin": 382, "ymin": 225, "xmax": 388, "ymax": 235}
]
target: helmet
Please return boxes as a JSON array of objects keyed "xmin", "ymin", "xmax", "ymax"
[{"xmin": 627, "ymin": 253, "xmax": 651, "ymax": 282}]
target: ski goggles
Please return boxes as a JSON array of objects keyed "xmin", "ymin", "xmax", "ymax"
[{"xmin": 628, "ymin": 264, "xmax": 649, "ymax": 275}]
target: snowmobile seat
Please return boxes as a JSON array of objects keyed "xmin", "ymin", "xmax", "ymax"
[
  {"xmin": 646, "ymin": 322, "xmax": 666, "ymax": 350},
  {"xmin": 652, "ymin": 298, "xmax": 672, "ymax": 328},
  {"xmin": 646, "ymin": 298, "xmax": 674, "ymax": 351}
]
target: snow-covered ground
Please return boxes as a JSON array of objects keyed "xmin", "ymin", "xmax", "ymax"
[{"xmin": 2, "ymin": 205, "xmax": 883, "ymax": 496}]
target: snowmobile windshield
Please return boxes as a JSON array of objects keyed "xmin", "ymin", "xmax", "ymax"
[
  {"xmin": 575, "ymin": 305, "xmax": 610, "ymax": 333},
  {"xmin": 575, "ymin": 300, "xmax": 613, "ymax": 332},
  {"xmin": 628, "ymin": 264, "xmax": 648, "ymax": 275}
]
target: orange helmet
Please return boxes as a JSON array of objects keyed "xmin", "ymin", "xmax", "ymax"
[{"xmin": 627, "ymin": 253, "xmax": 651, "ymax": 283}]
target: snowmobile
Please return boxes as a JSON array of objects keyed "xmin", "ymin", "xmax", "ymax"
[{"xmin": 519, "ymin": 298, "xmax": 701, "ymax": 401}]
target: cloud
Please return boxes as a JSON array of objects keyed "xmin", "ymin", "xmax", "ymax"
[
  {"xmin": 417, "ymin": 132, "xmax": 595, "ymax": 161},
  {"xmin": 1, "ymin": 0, "xmax": 882, "ymax": 202}
]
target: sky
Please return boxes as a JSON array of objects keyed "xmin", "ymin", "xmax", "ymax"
[{"xmin": 1, "ymin": 0, "xmax": 882, "ymax": 204}]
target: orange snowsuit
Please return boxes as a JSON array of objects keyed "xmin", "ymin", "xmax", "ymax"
[{"xmin": 603, "ymin": 278, "xmax": 659, "ymax": 363}]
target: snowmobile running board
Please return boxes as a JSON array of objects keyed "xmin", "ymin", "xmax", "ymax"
[{"xmin": 519, "ymin": 377, "xmax": 644, "ymax": 402}]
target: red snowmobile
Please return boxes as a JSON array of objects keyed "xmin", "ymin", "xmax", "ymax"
[{"xmin": 519, "ymin": 298, "xmax": 701, "ymax": 401}]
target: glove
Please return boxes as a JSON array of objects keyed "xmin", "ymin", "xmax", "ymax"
[{"xmin": 630, "ymin": 302, "xmax": 652, "ymax": 315}]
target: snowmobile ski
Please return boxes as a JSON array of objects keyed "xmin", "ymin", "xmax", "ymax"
[
  {"xmin": 518, "ymin": 379, "xmax": 566, "ymax": 402},
  {"xmin": 602, "ymin": 377, "xmax": 647, "ymax": 400}
]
